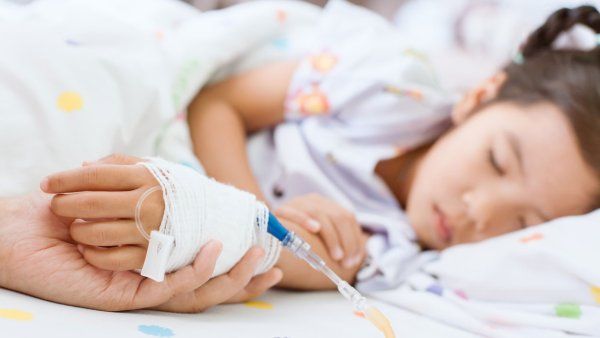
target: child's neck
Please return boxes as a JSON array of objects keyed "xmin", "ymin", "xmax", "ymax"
[{"xmin": 375, "ymin": 144, "xmax": 431, "ymax": 209}]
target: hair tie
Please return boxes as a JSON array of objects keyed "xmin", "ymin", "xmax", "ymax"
[{"xmin": 512, "ymin": 51, "xmax": 525, "ymax": 65}]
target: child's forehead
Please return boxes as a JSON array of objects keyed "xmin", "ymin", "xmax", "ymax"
[{"xmin": 471, "ymin": 101, "xmax": 568, "ymax": 131}]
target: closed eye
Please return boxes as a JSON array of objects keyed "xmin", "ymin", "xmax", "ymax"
[{"xmin": 488, "ymin": 148, "xmax": 505, "ymax": 176}]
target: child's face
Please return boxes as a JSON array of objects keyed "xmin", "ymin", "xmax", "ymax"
[{"xmin": 406, "ymin": 101, "xmax": 599, "ymax": 250}]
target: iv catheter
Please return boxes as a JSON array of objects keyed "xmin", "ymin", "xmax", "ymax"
[{"xmin": 267, "ymin": 212, "xmax": 368, "ymax": 312}]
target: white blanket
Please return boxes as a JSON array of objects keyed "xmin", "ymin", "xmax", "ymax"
[{"xmin": 0, "ymin": 0, "xmax": 319, "ymax": 196}]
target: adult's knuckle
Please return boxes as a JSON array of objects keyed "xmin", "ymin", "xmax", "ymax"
[
  {"xmin": 84, "ymin": 166, "xmax": 101, "ymax": 185},
  {"xmin": 93, "ymin": 228, "xmax": 111, "ymax": 245},
  {"xmin": 77, "ymin": 195, "xmax": 98, "ymax": 213},
  {"xmin": 189, "ymin": 295, "xmax": 208, "ymax": 313},
  {"xmin": 227, "ymin": 273, "xmax": 247, "ymax": 290}
]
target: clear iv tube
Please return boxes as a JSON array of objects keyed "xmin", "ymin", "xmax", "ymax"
[
  {"xmin": 266, "ymin": 213, "xmax": 395, "ymax": 338},
  {"xmin": 280, "ymin": 230, "xmax": 368, "ymax": 312}
]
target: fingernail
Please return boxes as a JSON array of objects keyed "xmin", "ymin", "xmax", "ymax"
[
  {"xmin": 343, "ymin": 255, "xmax": 361, "ymax": 268},
  {"xmin": 271, "ymin": 268, "xmax": 283, "ymax": 284},
  {"xmin": 76, "ymin": 244, "xmax": 85, "ymax": 255},
  {"xmin": 307, "ymin": 219, "xmax": 321, "ymax": 232},
  {"xmin": 204, "ymin": 240, "xmax": 222, "ymax": 253},
  {"xmin": 40, "ymin": 177, "xmax": 49, "ymax": 192},
  {"xmin": 332, "ymin": 247, "xmax": 343, "ymax": 260},
  {"xmin": 342, "ymin": 258, "xmax": 353, "ymax": 269}
]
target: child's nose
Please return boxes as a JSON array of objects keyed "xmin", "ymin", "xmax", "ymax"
[{"xmin": 461, "ymin": 188, "xmax": 521, "ymax": 233}]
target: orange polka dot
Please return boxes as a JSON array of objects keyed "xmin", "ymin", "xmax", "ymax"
[
  {"xmin": 353, "ymin": 310, "xmax": 365, "ymax": 318},
  {"xmin": 384, "ymin": 86, "xmax": 423, "ymax": 101},
  {"xmin": 276, "ymin": 9, "xmax": 287, "ymax": 24},
  {"xmin": 296, "ymin": 85, "xmax": 330, "ymax": 116},
  {"xmin": 519, "ymin": 233, "xmax": 544, "ymax": 243}
]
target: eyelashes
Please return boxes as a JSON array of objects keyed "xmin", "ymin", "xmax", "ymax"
[{"xmin": 488, "ymin": 148, "xmax": 505, "ymax": 176}]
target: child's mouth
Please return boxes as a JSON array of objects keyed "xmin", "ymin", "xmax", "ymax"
[{"xmin": 433, "ymin": 204, "xmax": 452, "ymax": 245}]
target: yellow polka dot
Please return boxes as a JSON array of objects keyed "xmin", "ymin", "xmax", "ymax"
[
  {"xmin": 591, "ymin": 286, "xmax": 600, "ymax": 304},
  {"xmin": 0, "ymin": 309, "xmax": 33, "ymax": 321},
  {"xmin": 57, "ymin": 91, "xmax": 84, "ymax": 112},
  {"xmin": 244, "ymin": 301, "xmax": 273, "ymax": 310},
  {"xmin": 310, "ymin": 52, "xmax": 338, "ymax": 73}
]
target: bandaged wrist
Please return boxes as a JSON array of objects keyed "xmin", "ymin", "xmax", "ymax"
[{"xmin": 136, "ymin": 157, "xmax": 280, "ymax": 282}]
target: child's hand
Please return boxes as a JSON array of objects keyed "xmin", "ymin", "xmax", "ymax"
[
  {"xmin": 41, "ymin": 154, "xmax": 163, "ymax": 271},
  {"xmin": 274, "ymin": 194, "xmax": 365, "ymax": 268}
]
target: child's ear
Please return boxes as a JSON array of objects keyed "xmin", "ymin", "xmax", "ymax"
[{"xmin": 451, "ymin": 72, "xmax": 507, "ymax": 125}]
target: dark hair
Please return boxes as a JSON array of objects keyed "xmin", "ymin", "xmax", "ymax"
[{"xmin": 489, "ymin": 5, "xmax": 600, "ymax": 208}]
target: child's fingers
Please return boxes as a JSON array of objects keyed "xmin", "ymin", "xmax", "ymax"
[
  {"xmin": 333, "ymin": 221, "xmax": 358, "ymax": 268},
  {"xmin": 81, "ymin": 245, "xmax": 147, "ymax": 271},
  {"xmin": 338, "ymin": 220, "xmax": 363, "ymax": 268},
  {"xmin": 51, "ymin": 190, "xmax": 141, "ymax": 219},
  {"xmin": 311, "ymin": 213, "xmax": 344, "ymax": 261},
  {"xmin": 346, "ymin": 216, "xmax": 365, "ymax": 268},
  {"xmin": 70, "ymin": 220, "xmax": 148, "ymax": 247},
  {"xmin": 41, "ymin": 164, "xmax": 149, "ymax": 193},
  {"xmin": 274, "ymin": 206, "xmax": 321, "ymax": 232},
  {"xmin": 225, "ymin": 267, "xmax": 283, "ymax": 304}
]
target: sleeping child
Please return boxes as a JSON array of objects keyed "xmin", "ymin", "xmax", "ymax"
[{"xmin": 40, "ymin": 2, "xmax": 600, "ymax": 297}]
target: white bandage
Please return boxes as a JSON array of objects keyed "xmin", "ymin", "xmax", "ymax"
[{"xmin": 136, "ymin": 157, "xmax": 281, "ymax": 282}]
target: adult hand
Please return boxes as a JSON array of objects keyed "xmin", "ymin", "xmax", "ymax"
[{"xmin": 0, "ymin": 192, "xmax": 281, "ymax": 312}]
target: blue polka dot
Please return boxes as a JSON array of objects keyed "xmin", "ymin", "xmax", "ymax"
[
  {"xmin": 426, "ymin": 284, "xmax": 444, "ymax": 296},
  {"xmin": 179, "ymin": 160, "xmax": 203, "ymax": 173},
  {"xmin": 271, "ymin": 38, "xmax": 289, "ymax": 49},
  {"xmin": 138, "ymin": 325, "xmax": 174, "ymax": 337},
  {"xmin": 65, "ymin": 39, "xmax": 81, "ymax": 46}
]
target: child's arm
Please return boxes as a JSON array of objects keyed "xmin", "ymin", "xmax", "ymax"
[
  {"xmin": 187, "ymin": 60, "xmax": 298, "ymax": 202},
  {"xmin": 189, "ymin": 62, "xmax": 366, "ymax": 269}
]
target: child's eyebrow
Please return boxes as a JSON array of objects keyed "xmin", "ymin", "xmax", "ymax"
[{"xmin": 504, "ymin": 130, "xmax": 550, "ymax": 223}]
